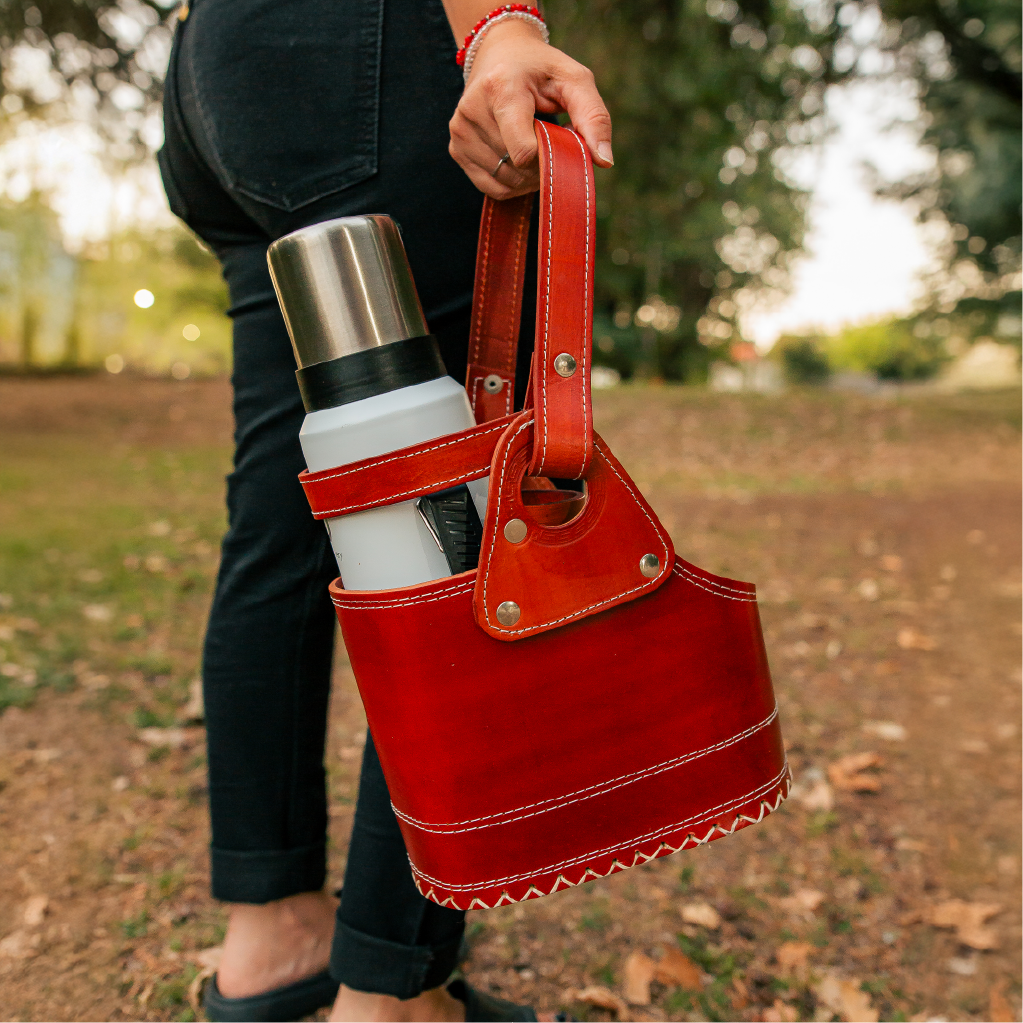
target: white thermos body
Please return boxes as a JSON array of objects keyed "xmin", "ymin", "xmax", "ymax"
[{"xmin": 267, "ymin": 216, "xmax": 488, "ymax": 590}]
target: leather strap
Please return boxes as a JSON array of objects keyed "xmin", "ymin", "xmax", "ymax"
[
  {"xmin": 466, "ymin": 193, "xmax": 532, "ymax": 425},
  {"xmin": 300, "ymin": 415, "xmax": 516, "ymax": 520},
  {"xmin": 465, "ymin": 121, "xmax": 595, "ymax": 479}
]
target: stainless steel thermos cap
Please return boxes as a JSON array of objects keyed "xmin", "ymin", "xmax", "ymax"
[{"xmin": 267, "ymin": 215, "xmax": 429, "ymax": 369}]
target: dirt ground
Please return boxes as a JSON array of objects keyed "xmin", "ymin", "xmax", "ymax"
[{"xmin": 0, "ymin": 375, "xmax": 1019, "ymax": 1023}]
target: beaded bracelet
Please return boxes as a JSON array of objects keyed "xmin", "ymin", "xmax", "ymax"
[{"xmin": 458, "ymin": 4, "xmax": 549, "ymax": 82}]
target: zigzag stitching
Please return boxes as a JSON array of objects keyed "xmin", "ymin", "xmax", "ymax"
[
  {"xmin": 411, "ymin": 780, "xmax": 790, "ymax": 909},
  {"xmin": 409, "ymin": 763, "xmax": 789, "ymax": 891},
  {"xmin": 391, "ymin": 706, "xmax": 779, "ymax": 833}
]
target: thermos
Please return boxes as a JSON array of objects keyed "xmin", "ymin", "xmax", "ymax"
[{"xmin": 267, "ymin": 216, "xmax": 487, "ymax": 590}]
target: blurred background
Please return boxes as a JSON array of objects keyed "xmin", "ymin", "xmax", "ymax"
[
  {"xmin": 0, "ymin": 3, "xmax": 1020, "ymax": 1023},
  {"xmin": 0, "ymin": 0, "xmax": 1019, "ymax": 384}
]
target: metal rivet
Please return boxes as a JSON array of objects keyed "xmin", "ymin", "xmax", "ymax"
[
  {"xmin": 496, "ymin": 601, "xmax": 521, "ymax": 626},
  {"xmin": 553, "ymin": 353, "xmax": 577, "ymax": 377},
  {"xmin": 483, "ymin": 374, "xmax": 504, "ymax": 394},
  {"xmin": 640, "ymin": 554, "xmax": 660, "ymax": 578},
  {"xmin": 503, "ymin": 518, "xmax": 527, "ymax": 544}
]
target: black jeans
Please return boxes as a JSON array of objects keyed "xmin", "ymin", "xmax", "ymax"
[{"xmin": 158, "ymin": 0, "xmax": 537, "ymax": 998}]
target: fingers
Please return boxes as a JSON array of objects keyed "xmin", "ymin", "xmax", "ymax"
[{"xmin": 543, "ymin": 64, "xmax": 614, "ymax": 167}]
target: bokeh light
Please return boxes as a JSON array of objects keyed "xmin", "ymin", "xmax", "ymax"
[
  {"xmin": 133, "ymin": 289, "xmax": 154, "ymax": 308},
  {"xmin": 170, "ymin": 362, "xmax": 191, "ymax": 380},
  {"xmin": 104, "ymin": 354, "xmax": 124, "ymax": 374},
  {"xmin": 182, "ymin": 324, "xmax": 200, "ymax": 341}
]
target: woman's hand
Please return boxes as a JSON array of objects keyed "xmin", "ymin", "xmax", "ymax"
[{"xmin": 448, "ymin": 19, "xmax": 613, "ymax": 200}]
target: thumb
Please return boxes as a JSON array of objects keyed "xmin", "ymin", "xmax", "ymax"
[{"xmin": 548, "ymin": 69, "xmax": 614, "ymax": 167}]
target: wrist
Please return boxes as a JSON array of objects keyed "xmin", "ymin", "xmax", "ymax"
[{"xmin": 459, "ymin": 6, "xmax": 549, "ymax": 81}]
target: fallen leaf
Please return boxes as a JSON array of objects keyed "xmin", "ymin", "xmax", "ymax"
[
  {"xmin": 927, "ymin": 900, "xmax": 1002, "ymax": 950},
  {"xmin": 144, "ymin": 554, "xmax": 169, "ymax": 573},
  {"xmin": 681, "ymin": 902, "xmax": 721, "ymax": 929},
  {"xmin": 623, "ymin": 951, "xmax": 656, "ymax": 1005},
  {"xmin": 897, "ymin": 627, "xmax": 937, "ymax": 650},
  {"xmin": 0, "ymin": 929, "xmax": 40, "ymax": 960},
  {"xmin": 948, "ymin": 956, "xmax": 977, "ymax": 976},
  {"xmin": 568, "ymin": 985, "xmax": 630, "ymax": 1018},
  {"xmin": 792, "ymin": 775, "xmax": 834, "ymax": 811},
  {"xmin": 776, "ymin": 940, "xmax": 814, "ymax": 980},
  {"xmin": 828, "ymin": 752, "xmax": 882, "ymax": 792},
  {"xmin": 989, "ymin": 981, "xmax": 1015, "ymax": 1023},
  {"xmin": 895, "ymin": 837, "xmax": 927, "ymax": 852},
  {"xmin": 138, "ymin": 727, "xmax": 188, "ymax": 748},
  {"xmin": 862, "ymin": 720, "xmax": 907, "ymax": 741},
  {"xmin": 82, "ymin": 603, "xmax": 113, "ymax": 623},
  {"xmin": 192, "ymin": 945, "xmax": 223, "ymax": 971},
  {"xmin": 22, "ymin": 895, "xmax": 48, "ymax": 926},
  {"xmin": 730, "ymin": 976, "xmax": 749, "ymax": 1011},
  {"xmin": 762, "ymin": 998, "xmax": 799, "ymax": 1022},
  {"xmin": 179, "ymin": 676, "xmax": 205, "ymax": 723},
  {"xmin": 654, "ymin": 947, "xmax": 703, "ymax": 990},
  {"xmin": 813, "ymin": 972, "xmax": 878, "ymax": 1023},
  {"xmin": 778, "ymin": 889, "xmax": 825, "ymax": 916}
]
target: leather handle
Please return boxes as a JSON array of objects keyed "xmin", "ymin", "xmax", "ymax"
[{"xmin": 465, "ymin": 121, "xmax": 595, "ymax": 479}]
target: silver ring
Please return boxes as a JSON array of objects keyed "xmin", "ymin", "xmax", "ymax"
[{"xmin": 492, "ymin": 153, "xmax": 511, "ymax": 177}]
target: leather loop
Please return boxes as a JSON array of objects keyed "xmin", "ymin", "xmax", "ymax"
[
  {"xmin": 465, "ymin": 193, "xmax": 532, "ymax": 425},
  {"xmin": 472, "ymin": 411, "xmax": 674, "ymax": 641},
  {"xmin": 528, "ymin": 121, "xmax": 594, "ymax": 479},
  {"xmin": 465, "ymin": 122, "xmax": 595, "ymax": 479},
  {"xmin": 300, "ymin": 415, "xmax": 516, "ymax": 520}
]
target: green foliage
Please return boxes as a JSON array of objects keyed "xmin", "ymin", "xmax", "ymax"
[
  {"xmin": 774, "ymin": 334, "xmax": 831, "ymax": 383},
  {"xmin": 870, "ymin": 0, "xmax": 1021, "ymax": 316},
  {"xmin": 547, "ymin": 0, "xmax": 844, "ymax": 379},
  {"xmin": 827, "ymin": 317, "xmax": 948, "ymax": 380}
]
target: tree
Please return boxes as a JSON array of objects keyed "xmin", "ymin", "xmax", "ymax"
[
  {"xmin": 547, "ymin": 0, "xmax": 845, "ymax": 379},
  {"xmin": 867, "ymin": 0, "xmax": 1021, "ymax": 333},
  {"xmin": 0, "ymin": 0, "xmax": 171, "ymax": 158}
]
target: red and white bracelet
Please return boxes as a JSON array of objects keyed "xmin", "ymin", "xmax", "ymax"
[{"xmin": 457, "ymin": 4, "xmax": 549, "ymax": 82}]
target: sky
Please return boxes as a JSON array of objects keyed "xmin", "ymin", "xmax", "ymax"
[
  {"xmin": 0, "ymin": 72, "xmax": 939, "ymax": 347},
  {"xmin": 742, "ymin": 78, "xmax": 938, "ymax": 346}
]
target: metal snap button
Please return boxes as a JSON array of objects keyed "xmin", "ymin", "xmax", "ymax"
[
  {"xmin": 483, "ymin": 374, "xmax": 504, "ymax": 394},
  {"xmin": 553, "ymin": 353, "xmax": 577, "ymax": 377},
  {"xmin": 496, "ymin": 601, "xmax": 521, "ymax": 626},
  {"xmin": 640, "ymin": 554, "xmax": 660, "ymax": 578},
  {"xmin": 503, "ymin": 518, "xmax": 527, "ymax": 544}
]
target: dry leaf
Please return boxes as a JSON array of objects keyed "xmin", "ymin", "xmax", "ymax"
[
  {"xmin": 22, "ymin": 895, "xmax": 48, "ymax": 927},
  {"xmin": 897, "ymin": 627, "xmax": 937, "ymax": 650},
  {"xmin": 792, "ymin": 775, "xmax": 835, "ymax": 811},
  {"xmin": 654, "ymin": 947, "xmax": 703, "ymax": 990},
  {"xmin": 569, "ymin": 985, "xmax": 630, "ymax": 1018},
  {"xmin": 681, "ymin": 902, "xmax": 721, "ymax": 929},
  {"xmin": 0, "ymin": 929, "xmax": 40, "ymax": 960},
  {"xmin": 193, "ymin": 945, "xmax": 224, "ymax": 971},
  {"xmin": 138, "ymin": 727, "xmax": 189, "ymax": 748},
  {"xmin": 623, "ymin": 952, "xmax": 656, "ymax": 1005},
  {"xmin": 179, "ymin": 677, "xmax": 205, "ymax": 723},
  {"xmin": 813, "ymin": 972, "xmax": 879, "ymax": 1023},
  {"xmin": 927, "ymin": 900, "xmax": 1002, "ymax": 950},
  {"xmin": 829, "ymin": 752, "xmax": 882, "ymax": 792},
  {"xmin": 862, "ymin": 720, "xmax": 907, "ymax": 741},
  {"xmin": 776, "ymin": 940, "xmax": 814, "ymax": 979},
  {"xmin": 989, "ymin": 981, "xmax": 1015, "ymax": 1023},
  {"xmin": 762, "ymin": 998, "xmax": 799, "ymax": 1022},
  {"xmin": 730, "ymin": 976, "xmax": 750, "ymax": 1011},
  {"xmin": 778, "ymin": 889, "xmax": 825, "ymax": 916}
]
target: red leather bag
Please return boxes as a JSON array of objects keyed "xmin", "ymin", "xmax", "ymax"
[{"xmin": 301, "ymin": 122, "xmax": 789, "ymax": 910}]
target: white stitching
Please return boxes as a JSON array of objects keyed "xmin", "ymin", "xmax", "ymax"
[
  {"xmin": 304, "ymin": 419, "xmax": 508, "ymax": 488},
  {"xmin": 537, "ymin": 121, "xmax": 553, "ymax": 474},
  {"xmin": 470, "ymin": 200, "xmax": 495, "ymax": 371},
  {"xmin": 568, "ymin": 128, "xmax": 591, "ymax": 480},
  {"xmin": 392, "ymin": 706, "xmax": 779, "ymax": 833},
  {"xmin": 408, "ymin": 763, "xmax": 790, "ymax": 891},
  {"xmin": 482, "ymin": 432, "xmax": 672, "ymax": 635},
  {"xmin": 411, "ymin": 781, "xmax": 790, "ymax": 909},
  {"xmin": 313, "ymin": 467, "xmax": 490, "ymax": 517},
  {"xmin": 331, "ymin": 578, "xmax": 474, "ymax": 609},
  {"xmin": 673, "ymin": 565, "xmax": 757, "ymax": 603},
  {"xmin": 673, "ymin": 564, "xmax": 755, "ymax": 597}
]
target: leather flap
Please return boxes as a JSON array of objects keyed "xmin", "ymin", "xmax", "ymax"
[{"xmin": 473, "ymin": 412, "xmax": 675, "ymax": 641}]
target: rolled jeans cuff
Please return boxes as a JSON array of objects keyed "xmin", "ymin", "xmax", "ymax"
[
  {"xmin": 210, "ymin": 841, "xmax": 327, "ymax": 904},
  {"xmin": 330, "ymin": 920, "xmax": 463, "ymax": 999}
]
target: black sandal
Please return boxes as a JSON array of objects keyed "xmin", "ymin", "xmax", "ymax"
[
  {"xmin": 203, "ymin": 969, "xmax": 339, "ymax": 1022},
  {"xmin": 447, "ymin": 978, "xmax": 539, "ymax": 1022}
]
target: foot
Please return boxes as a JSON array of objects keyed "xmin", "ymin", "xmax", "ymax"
[
  {"xmin": 216, "ymin": 889, "xmax": 338, "ymax": 999},
  {"xmin": 329, "ymin": 983, "xmax": 466, "ymax": 1022}
]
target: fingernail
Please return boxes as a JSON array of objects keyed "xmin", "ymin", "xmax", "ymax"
[{"xmin": 597, "ymin": 142, "xmax": 614, "ymax": 166}]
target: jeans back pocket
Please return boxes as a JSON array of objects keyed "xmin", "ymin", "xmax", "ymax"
[{"xmin": 183, "ymin": 0, "xmax": 383, "ymax": 212}]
